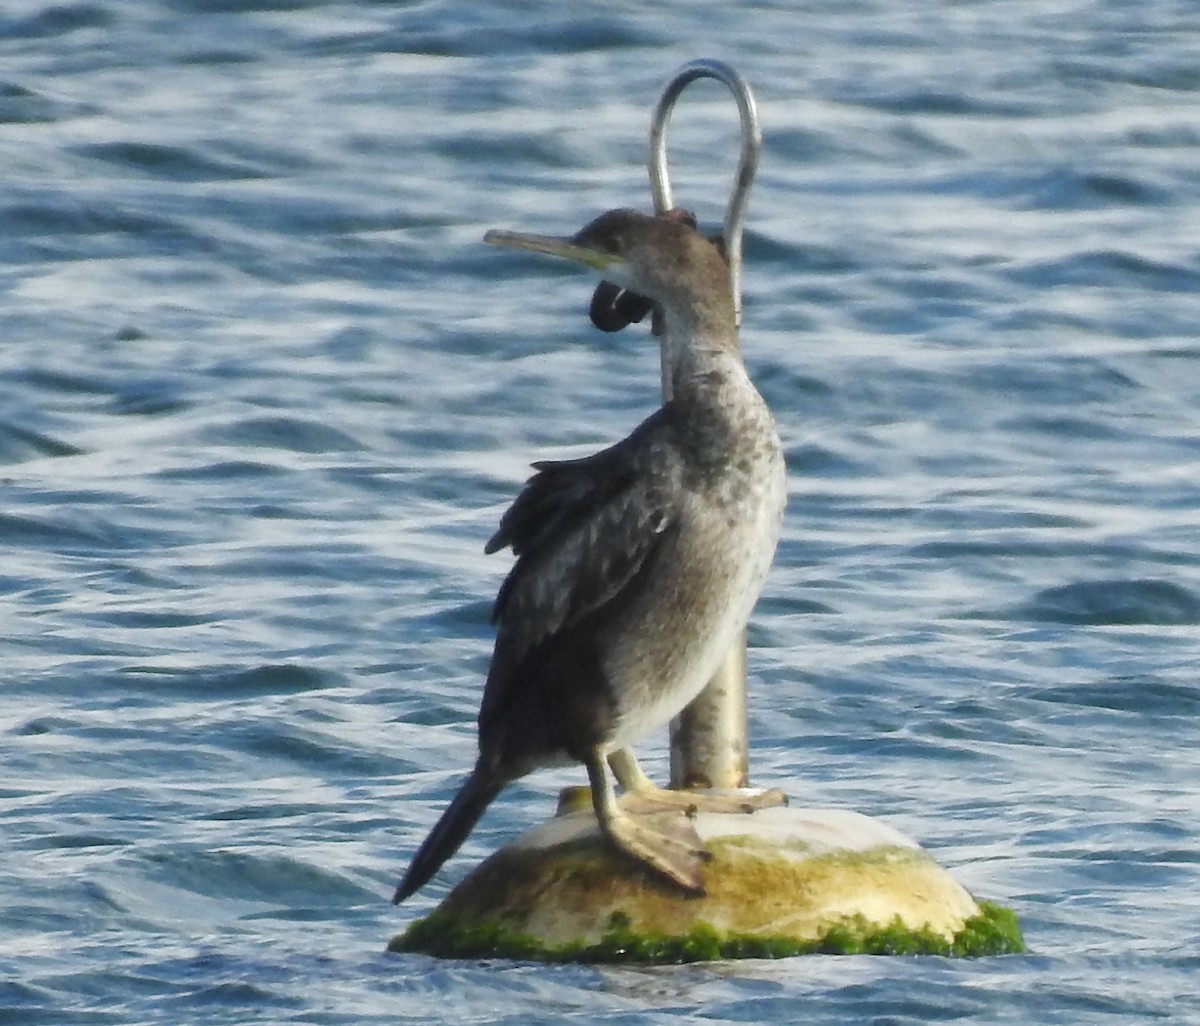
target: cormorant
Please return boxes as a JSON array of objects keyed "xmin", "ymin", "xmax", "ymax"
[{"xmin": 393, "ymin": 208, "xmax": 786, "ymax": 902}]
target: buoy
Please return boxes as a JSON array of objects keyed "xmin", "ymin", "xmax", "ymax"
[{"xmin": 390, "ymin": 803, "xmax": 1024, "ymax": 963}]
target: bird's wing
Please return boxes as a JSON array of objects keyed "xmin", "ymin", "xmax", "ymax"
[{"xmin": 484, "ymin": 409, "xmax": 681, "ymax": 667}]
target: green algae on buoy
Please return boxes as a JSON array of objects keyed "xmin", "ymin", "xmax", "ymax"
[{"xmin": 389, "ymin": 805, "xmax": 1024, "ymax": 963}]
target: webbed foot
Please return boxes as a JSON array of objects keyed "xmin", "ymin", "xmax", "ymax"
[
  {"xmin": 618, "ymin": 785, "xmax": 788, "ymax": 817},
  {"xmin": 603, "ymin": 810, "xmax": 711, "ymax": 896}
]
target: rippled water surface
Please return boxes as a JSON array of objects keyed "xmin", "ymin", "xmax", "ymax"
[{"xmin": 3, "ymin": 2, "xmax": 1200, "ymax": 1023}]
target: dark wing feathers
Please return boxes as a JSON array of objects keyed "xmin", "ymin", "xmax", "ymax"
[
  {"xmin": 484, "ymin": 454, "xmax": 632, "ymax": 559},
  {"xmin": 486, "ymin": 412, "xmax": 680, "ymax": 663}
]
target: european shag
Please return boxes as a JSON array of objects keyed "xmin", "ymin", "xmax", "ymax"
[{"xmin": 393, "ymin": 209, "xmax": 786, "ymax": 902}]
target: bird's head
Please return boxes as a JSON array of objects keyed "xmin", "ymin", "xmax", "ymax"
[{"xmin": 484, "ymin": 208, "xmax": 733, "ymax": 335}]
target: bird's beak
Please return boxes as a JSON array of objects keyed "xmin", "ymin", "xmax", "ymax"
[{"xmin": 484, "ymin": 229, "xmax": 617, "ymax": 273}]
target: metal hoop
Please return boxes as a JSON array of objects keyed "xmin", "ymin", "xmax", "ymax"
[{"xmin": 648, "ymin": 59, "xmax": 762, "ymax": 327}]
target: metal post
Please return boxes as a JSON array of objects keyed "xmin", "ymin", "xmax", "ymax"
[{"xmin": 647, "ymin": 60, "xmax": 762, "ymax": 790}]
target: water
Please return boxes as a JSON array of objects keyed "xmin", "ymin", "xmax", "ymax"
[{"xmin": 3, "ymin": 1, "xmax": 1199, "ymax": 1022}]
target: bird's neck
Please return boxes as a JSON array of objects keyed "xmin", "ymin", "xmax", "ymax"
[
  {"xmin": 658, "ymin": 308, "xmax": 776, "ymax": 478},
  {"xmin": 658, "ymin": 306, "xmax": 743, "ymax": 405}
]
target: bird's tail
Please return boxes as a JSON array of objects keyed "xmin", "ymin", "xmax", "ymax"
[{"xmin": 392, "ymin": 766, "xmax": 505, "ymax": 904}]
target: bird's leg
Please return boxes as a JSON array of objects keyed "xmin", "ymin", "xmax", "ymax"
[
  {"xmin": 607, "ymin": 748, "xmax": 660, "ymax": 793},
  {"xmin": 608, "ymin": 748, "xmax": 788, "ymax": 815},
  {"xmin": 586, "ymin": 750, "xmax": 710, "ymax": 896}
]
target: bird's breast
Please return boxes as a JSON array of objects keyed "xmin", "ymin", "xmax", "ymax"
[{"xmin": 600, "ymin": 415, "xmax": 786, "ymax": 750}]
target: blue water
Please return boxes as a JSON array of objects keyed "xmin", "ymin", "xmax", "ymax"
[{"xmin": 3, "ymin": 1, "xmax": 1199, "ymax": 1022}]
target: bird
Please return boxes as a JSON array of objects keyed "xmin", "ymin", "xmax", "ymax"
[{"xmin": 393, "ymin": 208, "xmax": 786, "ymax": 903}]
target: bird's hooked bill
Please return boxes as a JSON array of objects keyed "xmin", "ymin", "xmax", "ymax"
[{"xmin": 484, "ymin": 229, "xmax": 616, "ymax": 273}]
